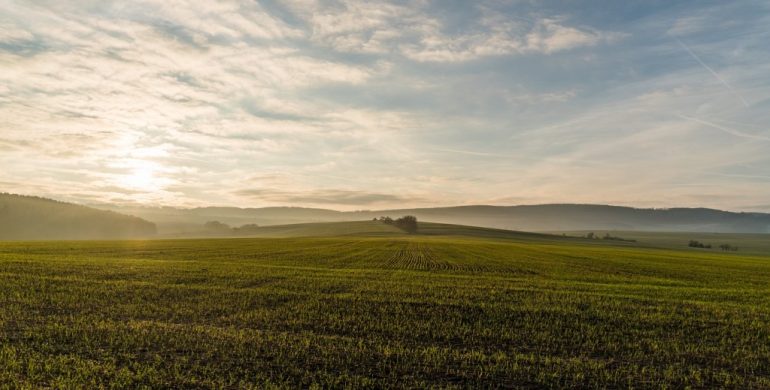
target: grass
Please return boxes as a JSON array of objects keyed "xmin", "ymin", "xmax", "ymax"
[
  {"xmin": 1, "ymin": 222, "xmax": 770, "ymax": 388},
  {"xmin": 561, "ymin": 230, "xmax": 770, "ymax": 256}
]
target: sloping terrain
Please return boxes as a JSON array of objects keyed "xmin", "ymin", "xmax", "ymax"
[
  {"xmin": 358, "ymin": 204, "xmax": 770, "ymax": 233},
  {"xmin": 180, "ymin": 220, "xmax": 591, "ymax": 244},
  {"xmin": 563, "ymin": 230, "xmax": 770, "ymax": 256},
  {"xmin": 1, "ymin": 235, "xmax": 769, "ymax": 387},
  {"xmin": 0, "ymin": 193, "xmax": 157, "ymax": 240},
  {"xmin": 99, "ymin": 203, "xmax": 770, "ymax": 234},
  {"xmin": 226, "ymin": 220, "xmax": 405, "ymax": 238}
]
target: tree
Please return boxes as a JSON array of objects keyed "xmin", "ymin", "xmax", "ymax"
[
  {"xmin": 233, "ymin": 224, "xmax": 260, "ymax": 235},
  {"xmin": 204, "ymin": 221, "xmax": 231, "ymax": 234},
  {"xmin": 394, "ymin": 215, "xmax": 418, "ymax": 234},
  {"xmin": 719, "ymin": 244, "xmax": 738, "ymax": 252},
  {"xmin": 688, "ymin": 240, "xmax": 711, "ymax": 249}
]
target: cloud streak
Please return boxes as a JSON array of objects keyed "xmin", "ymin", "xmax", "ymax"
[
  {"xmin": 678, "ymin": 115, "xmax": 770, "ymax": 142},
  {"xmin": 676, "ymin": 39, "xmax": 750, "ymax": 107},
  {"xmin": 235, "ymin": 188, "xmax": 426, "ymax": 206}
]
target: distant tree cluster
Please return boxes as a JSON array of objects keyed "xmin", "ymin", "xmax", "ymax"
[
  {"xmin": 601, "ymin": 233, "xmax": 636, "ymax": 242},
  {"xmin": 234, "ymin": 224, "xmax": 260, "ymax": 234},
  {"xmin": 204, "ymin": 221, "xmax": 231, "ymax": 233},
  {"xmin": 583, "ymin": 232, "xmax": 635, "ymax": 242},
  {"xmin": 377, "ymin": 215, "xmax": 418, "ymax": 234},
  {"xmin": 203, "ymin": 221, "xmax": 259, "ymax": 235},
  {"xmin": 688, "ymin": 240, "xmax": 712, "ymax": 249},
  {"xmin": 719, "ymin": 244, "xmax": 738, "ymax": 252},
  {"xmin": 688, "ymin": 240, "xmax": 738, "ymax": 251}
]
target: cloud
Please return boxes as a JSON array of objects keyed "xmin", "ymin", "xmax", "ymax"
[
  {"xmin": 0, "ymin": 22, "xmax": 34, "ymax": 43},
  {"xmin": 399, "ymin": 15, "xmax": 619, "ymax": 62},
  {"xmin": 524, "ymin": 18, "xmax": 621, "ymax": 54},
  {"xmin": 677, "ymin": 39, "xmax": 750, "ymax": 107},
  {"xmin": 678, "ymin": 115, "xmax": 770, "ymax": 142},
  {"xmin": 0, "ymin": 1, "xmax": 769, "ymax": 212},
  {"xmin": 281, "ymin": 1, "xmax": 620, "ymax": 62},
  {"xmin": 235, "ymin": 189, "xmax": 426, "ymax": 206},
  {"xmin": 430, "ymin": 148, "xmax": 509, "ymax": 158}
]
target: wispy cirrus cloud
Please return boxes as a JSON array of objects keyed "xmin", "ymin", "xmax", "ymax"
[
  {"xmin": 293, "ymin": 1, "xmax": 620, "ymax": 62},
  {"xmin": 235, "ymin": 188, "xmax": 427, "ymax": 206}
]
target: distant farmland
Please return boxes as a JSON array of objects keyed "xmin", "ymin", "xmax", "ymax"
[{"xmin": 1, "ymin": 222, "xmax": 769, "ymax": 388}]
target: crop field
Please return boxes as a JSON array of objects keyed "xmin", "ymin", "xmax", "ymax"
[
  {"xmin": 561, "ymin": 230, "xmax": 770, "ymax": 256},
  {"xmin": 1, "ymin": 223, "xmax": 770, "ymax": 388}
]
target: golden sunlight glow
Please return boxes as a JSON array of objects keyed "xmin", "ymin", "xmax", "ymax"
[{"xmin": 120, "ymin": 159, "xmax": 164, "ymax": 191}]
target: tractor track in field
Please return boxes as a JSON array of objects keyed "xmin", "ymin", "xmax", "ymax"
[{"xmin": 380, "ymin": 241, "xmax": 491, "ymax": 272}]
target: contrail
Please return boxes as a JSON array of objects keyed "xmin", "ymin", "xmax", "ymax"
[
  {"xmin": 711, "ymin": 172, "xmax": 770, "ymax": 181},
  {"xmin": 679, "ymin": 114, "xmax": 770, "ymax": 141},
  {"xmin": 677, "ymin": 39, "xmax": 750, "ymax": 107}
]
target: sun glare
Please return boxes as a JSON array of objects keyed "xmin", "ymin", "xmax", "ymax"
[{"xmin": 121, "ymin": 160, "xmax": 163, "ymax": 191}]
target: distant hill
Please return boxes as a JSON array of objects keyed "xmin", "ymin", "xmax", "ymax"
[
  {"xmin": 0, "ymin": 194, "xmax": 157, "ymax": 240},
  {"xmin": 98, "ymin": 203, "xmax": 770, "ymax": 234},
  {"xmin": 98, "ymin": 205, "xmax": 344, "ymax": 234},
  {"xmin": 356, "ymin": 205, "xmax": 770, "ymax": 234},
  {"xmin": 162, "ymin": 220, "xmax": 585, "ymax": 245},
  {"xmin": 175, "ymin": 220, "xmax": 405, "ymax": 238}
]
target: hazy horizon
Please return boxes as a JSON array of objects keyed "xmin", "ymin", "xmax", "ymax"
[
  {"xmin": 89, "ymin": 199, "xmax": 770, "ymax": 215},
  {"xmin": 2, "ymin": 1, "xmax": 769, "ymax": 212}
]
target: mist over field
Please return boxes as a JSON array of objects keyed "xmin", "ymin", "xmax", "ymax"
[
  {"xmin": 3, "ymin": 192, "xmax": 770, "ymax": 241},
  {"xmin": 99, "ymin": 202, "xmax": 770, "ymax": 235}
]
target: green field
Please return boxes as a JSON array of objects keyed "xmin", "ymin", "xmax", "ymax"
[
  {"xmin": 560, "ymin": 230, "xmax": 770, "ymax": 256},
  {"xmin": 2, "ymin": 221, "xmax": 770, "ymax": 388}
]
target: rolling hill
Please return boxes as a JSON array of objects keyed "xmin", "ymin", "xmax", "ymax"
[
  {"xmin": 362, "ymin": 204, "xmax": 770, "ymax": 233},
  {"xmin": 162, "ymin": 219, "xmax": 769, "ymax": 254},
  {"xmin": 0, "ymin": 193, "xmax": 157, "ymax": 240},
  {"xmin": 5, "ymin": 192, "xmax": 768, "ymax": 237},
  {"xmin": 3, "ymin": 229, "xmax": 769, "ymax": 387},
  {"xmin": 170, "ymin": 219, "xmax": 577, "ymax": 242},
  {"xmin": 99, "ymin": 203, "xmax": 770, "ymax": 234}
]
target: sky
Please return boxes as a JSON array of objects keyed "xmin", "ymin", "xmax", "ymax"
[{"xmin": 1, "ymin": 0, "xmax": 769, "ymax": 211}]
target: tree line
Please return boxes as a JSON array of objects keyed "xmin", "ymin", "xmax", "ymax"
[
  {"xmin": 688, "ymin": 240, "xmax": 738, "ymax": 251},
  {"xmin": 375, "ymin": 215, "xmax": 418, "ymax": 234},
  {"xmin": 203, "ymin": 221, "xmax": 260, "ymax": 235}
]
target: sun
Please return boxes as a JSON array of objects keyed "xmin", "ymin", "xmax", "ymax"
[{"xmin": 121, "ymin": 159, "xmax": 163, "ymax": 191}]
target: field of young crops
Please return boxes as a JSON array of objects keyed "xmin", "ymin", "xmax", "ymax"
[{"xmin": 1, "ymin": 227, "xmax": 770, "ymax": 388}]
